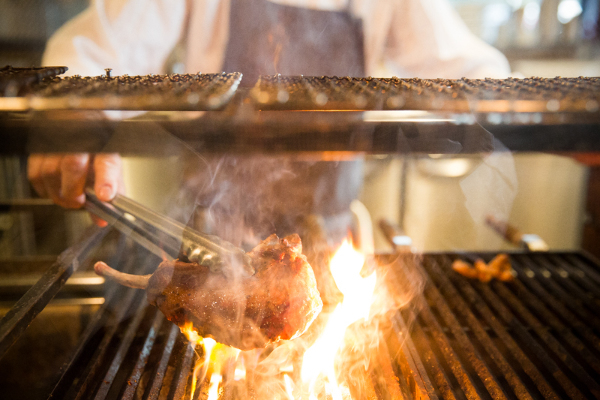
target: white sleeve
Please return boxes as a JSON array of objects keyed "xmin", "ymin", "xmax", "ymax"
[
  {"xmin": 42, "ymin": 0, "xmax": 186, "ymax": 77},
  {"xmin": 384, "ymin": 0, "xmax": 511, "ymax": 79}
]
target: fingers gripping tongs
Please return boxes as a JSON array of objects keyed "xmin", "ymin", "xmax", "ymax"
[{"xmin": 84, "ymin": 189, "xmax": 255, "ymax": 276}]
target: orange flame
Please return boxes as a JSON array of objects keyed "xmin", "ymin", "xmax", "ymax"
[
  {"xmin": 301, "ymin": 239, "xmax": 377, "ymax": 399},
  {"xmin": 181, "ymin": 321, "xmax": 243, "ymax": 400}
]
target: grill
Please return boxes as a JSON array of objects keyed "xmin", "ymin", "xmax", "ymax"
[
  {"xmin": 1, "ymin": 68, "xmax": 600, "ymax": 399},
  {"xmin": 251, "ymin": 75, "xmax": 600, "ymax": 113},
  {"xmin": 2, "ymin": 68, "xmax": 600, "ymax": 114},
  {"xmin": 3, "ymin": 225, "xmax": 600, "ymax": 400},
  {"xmin": 0, "ymin": 67, "xmax": 242, "ymax": 111},
  {"xmin": 396, "ymin": 251, "xmax": 600, "ymax": 400},
  {"xmin": 1, "ymin": 69, "xmax": 599, "ymax": 155}
]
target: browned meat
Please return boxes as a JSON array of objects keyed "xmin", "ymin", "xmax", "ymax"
[
  {"xmin": 452, "ymin": 254, "xmax": 514, "ymax": 282},
  {"xmin": 94, "ymin": 233, "xmax": 322, "ymax": 350}
]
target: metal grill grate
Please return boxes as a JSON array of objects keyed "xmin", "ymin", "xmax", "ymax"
[
  {"xmin": 389, "ymin": 251, "xmax": 600, "ymax": 400},
  {"xmin": 251, "ymin": 75, "xmax": 600, "ymax": 113},
  {"xmin": 0, "ymin": 69, "xmax": 242, "ymax": 111},
  {"xmin": 31, "ymin": 249, "xmax": 600, "ymax": 400}
]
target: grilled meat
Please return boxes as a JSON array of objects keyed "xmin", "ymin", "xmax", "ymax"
[
  {"xmin": 452, "ymin": 254, "xmax": 514, "ymax": 282},
  {"xmin": 94, "ymin": 233, "xmax": 322, "ymax": 350}
]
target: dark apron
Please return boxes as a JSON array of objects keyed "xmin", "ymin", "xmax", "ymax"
[
  {"xmin": 223, "ymin": 0, "xmax": 365, "ymax": 85},
  {"xmin": 188, "ymin": 0, "xmax": 365, "ymax": 249}
]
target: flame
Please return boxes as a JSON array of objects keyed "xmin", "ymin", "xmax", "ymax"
[
  {"xmin": 301, "ymin": 239, "xmax": 377, "ymax": 400},
  {"xmin": 284, "ymin": 374, "xmax": 296, "ymax": 400},
  {"xmin": 180, "ymin": 322, "xmax": 218, "ymax": 400},
  {"xmin": 181, "ymin": 321, "xmax": 243, "ymax": 400},
  {"xmin": 234, "ymin": 362, "xmax": 246, "ymax": 381},
  {"xmin": 181, "ymin": 321, "xmax": 202, "ymax": 343},
  {"xmin": 207, "ymin": 373, "xmax": 222, "ymax": 400}
]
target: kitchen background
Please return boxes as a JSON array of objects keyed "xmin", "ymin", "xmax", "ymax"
[{"xmin": 1, "ymin": 0, "xmax": 599, "ymax": 256}]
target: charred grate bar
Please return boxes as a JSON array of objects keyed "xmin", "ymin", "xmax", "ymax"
[
  {"xmin": 252, "ymin": 75, "xmax": 600, "ymax": 113},
  {"xmin": 0, "ymin": 225, "xmax": 107, "ymax": 359},
  {"xmin": 0, "ymin": 69, "xmax": 242, "ymax": 111}
]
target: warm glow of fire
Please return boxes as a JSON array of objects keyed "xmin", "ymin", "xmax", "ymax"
[
  {"xmin": 301, "ymin": 239, "xmax": 377, "ymax": 400},
  {"xmin": 179, "ymin": 238, "xmax": 381, "ymax": 400},
  {"xmin": 181, "ymin": 322, "xmax": 217, "ymax": 400},
  {"xmin": 207, "ymin": 373, "xmax": 223, "ymax": 400},
  {"xmin": 181, "ymin": 321, "xmax": 202, "ymax": 343},
  {"xmin": 181, "ymin": 321, "xmax": 243, "ymax": 400},
  {"xmin": 234, "ymin": 362, "xmax": 246, "ymax": 381},
  {"xmin": 284, "ymin": 374, "xmax": 296, "ymax": 400}
]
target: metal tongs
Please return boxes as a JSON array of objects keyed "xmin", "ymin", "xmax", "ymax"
[{"xmin": 84, "ymin": 189, "xmax": 254, "ymax": 276}]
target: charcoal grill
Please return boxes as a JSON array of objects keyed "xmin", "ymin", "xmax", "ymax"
[
  {"xmin": 4, "ymin": 232, "xmax": 600, "ymax": 400},
  {"xmin": 1, "ymin": 67, "xmax": 600, "ymax": 399}
]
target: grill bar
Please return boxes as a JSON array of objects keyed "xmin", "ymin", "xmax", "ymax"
[
  {"xmin": 519, "ymin": 255, "xmax": 600, "ymax": 330},
  {"xmin": 384, "ymin": 250, "xmax": 600, "ymax": 400},
  {"xmin": 437, "ymin": 256, "xmax": 559, "ymax": 399},
  {"xmin": 172, "ymin": 340, "xmax": 197, "ymax": 400},
  {"xmin": 391, "ymin": 314, "xmax": 437, "ymax": 400},
  {"xmin": 492, "ymin": 280, "xmax": 600, "ymax": 396},
  {"xmin": 423, "ymin": 282, "xmax": 507, "ymax": 399},
  {"xmin": 146, "ymin": 324, "xmax": 180, "ymax": 400},
  {"xmin": 0, "ymin": 71, "xmax": 242, "ymax": 111},
  {"xmin": 93, "ymin": 298, "xmax": 150, "ymax": 400},
  {"xmin": 417, "ymin": 296, "xmax": 480, "ymax": 399},
  {"xmin": 121, "ymin": 312, "xmax": 165, "ymax": 400},
  {"xmin": 0, "ymin": 225, "xmax": 106, "ymax": 359},
  {"xmin": 0, "ymin": 65, "xmax": 68, "ymax": 95},
  {"xmin": 372, "ymin": 338, "xmax": 405, "ymax": 400},
  {"xmin": 471, "ymin": 272, "xmax": 586, "ymax": 399},
  {"xmin": 410, "ymin": 318, "xmax": 455, "ymax": 400},
  {"xmin": 547, "ymin": 255, "xmax": 600, "ymax": 299},
  {"xmin": 424, "ymin": 257, "xmax": 533, "ymax": 400},
  {"xmin": 510, "ymin": 257, "xmax": 600, "ymax": 348},
  {"xmin": 564, "ymin": 254, "xmax": 600, "ymax": 287},
  {"xmin": 73, "ymin": 288, "xmax": 142, "ymax": 400}
]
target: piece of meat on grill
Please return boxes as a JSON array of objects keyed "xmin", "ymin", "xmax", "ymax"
[{"xmin": 94, "ymin": 233, "xmax": 322, "ymax": 350}]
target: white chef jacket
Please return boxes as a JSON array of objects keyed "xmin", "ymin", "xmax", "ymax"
[{"xmin": 42, "ymin": 0, "xmax": 511, "ymax": 81}]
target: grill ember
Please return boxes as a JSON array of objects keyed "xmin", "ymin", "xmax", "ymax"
[{"xmin": 41, "ymin": 245, "xmax": 600, "ymax": 400}]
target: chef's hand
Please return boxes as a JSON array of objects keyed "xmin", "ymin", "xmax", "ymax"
[{"xmin": 28, "ymin": 153, "xmax": 124, "ymax": 226}]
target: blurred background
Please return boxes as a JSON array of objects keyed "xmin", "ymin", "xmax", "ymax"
[
  {"xmin": 1, "ymin": 0, "xmax": 599, "ymax": 257},
  {"xmin": 2, "ymin": 0, "xmax": 599, "ymax": 75}
]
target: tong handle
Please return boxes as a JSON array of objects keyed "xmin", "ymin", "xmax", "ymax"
[
  {"xmin": 86, "ymin": 189, "xmax": 254, "ymax": 274},
  {"xmin": 485, "ymin": 215, "xmax": 549, "ymax": 252},
  {"xmin": 379, "ymin": 218, "xmax": 413, "ymax": 253}
]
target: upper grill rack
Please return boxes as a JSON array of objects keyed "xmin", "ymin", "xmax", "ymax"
[
  {"xmin": 252, "ymin": 75, "xmax": 600, "ymax": 113},
  {"xmin": 2, "ymin": 66, "xmax": 599, "ymax": 115},
  {"xmin": 0, "ymin": 68, "xmax": 242, "ymax": 111}
]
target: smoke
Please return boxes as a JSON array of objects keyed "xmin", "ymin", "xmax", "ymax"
[{"xmin": 106, "ymin": 122, "xmax": 424, "ymax": 398}]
